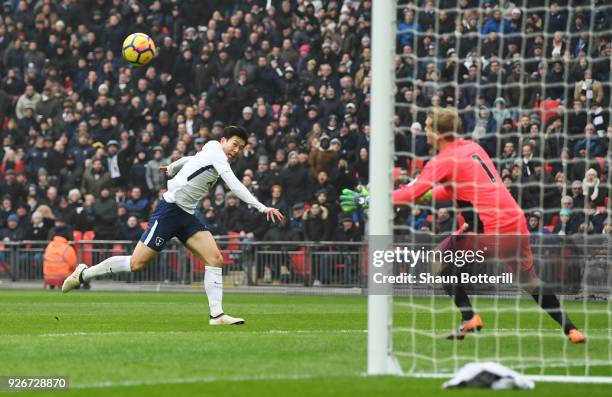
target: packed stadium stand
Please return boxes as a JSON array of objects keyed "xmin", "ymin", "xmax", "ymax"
[{"xmin": 0, "ymin": 0, "xmax": 610, "ymax": 248}]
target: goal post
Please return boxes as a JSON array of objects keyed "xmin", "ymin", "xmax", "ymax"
[
  {"xmin": 368, "ymin": 0, "xmax": 612, "ymax": 383},
  {"xmin": 367, "ymin": 0, "xmax": 400, "ymax": 375}
]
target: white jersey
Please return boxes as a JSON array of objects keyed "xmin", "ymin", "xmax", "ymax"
[{"xmin": 163, "ymin": 140, "xmax": 266, "ymax": 215}]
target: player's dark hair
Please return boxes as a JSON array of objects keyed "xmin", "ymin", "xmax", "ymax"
[{"xmin": 223, "ymin": 125, "xmax": 248, "ymax": 142}]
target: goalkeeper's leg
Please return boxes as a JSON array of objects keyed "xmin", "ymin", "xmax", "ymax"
[
  {"xmin": 512, "ymin": 235, "xmax": 585, "ymax": 344},
  {"xmin": 434, "ymin": 235, "xmax": 483, "ymax": 339},
  {"xmin": 521, "ymin": 270, "xmax": 586, "ymax": 344},
  {"xmin": 438, "ymin": 263, "xmax": 484, "ymax": 340}
]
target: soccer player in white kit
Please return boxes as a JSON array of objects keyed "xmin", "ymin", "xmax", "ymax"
[{"xmin": 62, "ymin": 126, "xmax": 284, "ymax": 325}]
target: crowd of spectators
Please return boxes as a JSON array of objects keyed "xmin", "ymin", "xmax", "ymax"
[
  {"xmin": 0, "ymin": 0, "xmax": 610, "ymax": 246},
  {"xmin": 393, "ymin": 0, "xmax": 611, "ymax": 236}
]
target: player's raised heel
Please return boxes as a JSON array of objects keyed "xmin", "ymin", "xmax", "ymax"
[
  {"xmin": 62, "ymin": 264, "xmax": 88, "ymax": 293},
  {"xmin": 568, "ymin": 329, "xmax": 586, "ymax": 344},
  {"xmin": 209, "ymin": 313, "xmax": 245, "ymax": 325}
]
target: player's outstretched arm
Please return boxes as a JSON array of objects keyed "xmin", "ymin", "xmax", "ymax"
[
  {"xmin": 392, "ymin": 158, "xmax": 450, "ymax": 205},
  {"xmin": 161, "ymin": 156, "xmax": 193, "ymax": 178},
  {"xmin": 392, "ymin": 179, "xmax": 433, "ymax": 205},
  {"xmin": 219, "ymin": 170, "xmax": 284, "ymax": 223}
]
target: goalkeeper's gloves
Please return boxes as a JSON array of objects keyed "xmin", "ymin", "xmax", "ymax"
[
  {"xmin": 340, "ymin": 185, "xmax": 369, "ymax": 214},
  {"xmin": 417, "ymin": 190, "xmax": 433, "ymax": 204},
  {"xmin": 340, "ymin": 187, "xmax": 432, "ymax": 213}
]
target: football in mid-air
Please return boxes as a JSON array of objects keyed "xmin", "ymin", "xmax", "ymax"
[{"xmin": 122, "ymin": 33, "xmax": 157, "ymax": 66}]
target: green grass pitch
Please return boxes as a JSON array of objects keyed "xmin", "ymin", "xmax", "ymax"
[{"xmin": 0, "ymin": 290, "xmax": 610, "ymax": 396}]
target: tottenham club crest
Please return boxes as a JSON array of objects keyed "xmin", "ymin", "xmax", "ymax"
[{"xmin": 155, "ymin": 237, "xmax": 165, "ymax": 247}]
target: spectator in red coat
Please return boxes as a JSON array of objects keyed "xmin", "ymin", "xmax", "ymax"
[{"xmin": 0, "ymin": 149, "xmax": 25, "ymax": 178}]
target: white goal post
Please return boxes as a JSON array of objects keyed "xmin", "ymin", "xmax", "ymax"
[
  {"xmin": 367, "ymin": 0, "xmax": 612, "ymax": 384},
  {"xmin": 368, "ymin": 0, "xmax": 400, "ymax": 376}
]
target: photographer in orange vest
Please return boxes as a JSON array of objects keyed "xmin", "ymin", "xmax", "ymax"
[{"xmin": 43, "ymin": 226, "xmax": 77, "ymax": 287}]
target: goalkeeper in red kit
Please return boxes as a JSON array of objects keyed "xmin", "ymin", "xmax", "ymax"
[{"xmin": 341, "ymin": 108, "xmax": 585, "ymax": 344}]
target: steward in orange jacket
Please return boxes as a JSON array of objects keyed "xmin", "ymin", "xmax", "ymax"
[{"xmin": 43, "ymin": 227, "xmax": 77, "ymax": 279}]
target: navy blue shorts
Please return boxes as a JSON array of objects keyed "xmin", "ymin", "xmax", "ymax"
[{"xmin": 140, "ymin": 199, "xmax": 208, "ymax": 252}]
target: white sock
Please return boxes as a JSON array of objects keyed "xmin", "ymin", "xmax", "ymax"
[
  {"xmin": 81, "ymin": 256, "xmax": 132, "ymax": 282},
  {"xmin": 204, "ymin": 266, "xmax": 223, "ymax": 317}
]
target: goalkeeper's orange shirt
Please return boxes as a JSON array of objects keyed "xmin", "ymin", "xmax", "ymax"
[{"xmin": 392, "ymin": 139, "xmax": 529, "ymax": 235}]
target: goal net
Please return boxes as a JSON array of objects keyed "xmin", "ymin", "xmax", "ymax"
[{"xmin": 368, "ymin": 0, "xmax": 612, "ymax": 383}]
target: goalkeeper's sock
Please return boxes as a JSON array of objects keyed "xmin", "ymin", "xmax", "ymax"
[
  {"xmin": 81, "ymin": 256, "xmax": 132, "ymax": 282},
  {"xmin": 440, "ymin": 267, "xmax": 474, "ymax": 321},
  {"xmin": 443, "ymin": 283, "xmax": 475, "ymax": 321},
  {"xmin": 531, "ymin": 288, "xmax": 576, "ymax": 335},
  {"xmin": 204, "ymin": 266, "xmax": 224, "ymax": 318}
]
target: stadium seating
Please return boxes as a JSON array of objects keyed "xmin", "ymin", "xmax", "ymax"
[{"xmin": 0, "ymin": 0, "xmax": 608, "ymax": 284}]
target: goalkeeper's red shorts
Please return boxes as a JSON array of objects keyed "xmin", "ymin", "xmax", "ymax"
[{"xmin": 439, "ymin": 233, "xmax": 536, "ymax": 278}]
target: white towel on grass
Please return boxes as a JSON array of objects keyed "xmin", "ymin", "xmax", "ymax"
[{"xmin": 443, "ymin": 362, "xmax": 535, "ymax": 390}]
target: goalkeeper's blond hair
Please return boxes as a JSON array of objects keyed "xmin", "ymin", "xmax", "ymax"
[{"xmin": 427, "ymin": 107, "xmax": 463, "ymax": 141}]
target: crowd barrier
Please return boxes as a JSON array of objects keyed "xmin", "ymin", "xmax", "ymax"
[{"xmin": 0, "ymin": 235, "xmax": 609, "ymax": 294}]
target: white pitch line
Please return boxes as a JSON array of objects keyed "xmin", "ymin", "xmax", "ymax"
[
  {"xmin": 58, "ymin": 370, "xmax": 612, "ymax": 389},
  {"xmin": 512, "ymin": 360, "xmax": 612, "ymax": 370},
  {"xmin": 267, "ymin": 329, "xmax": 366, "ymax": 334},
  {"xmin": 72, "ymin": 372, "xmax": 358, "ymax": 389},
  {"xmin": 404, "ymin": 372, "xmax": 612, "ymax": 384},
  {"xmin": 67, "ymin": 371, "xmax": 612, "ymax": 389},
  {"xmin": 35, "ymin": 328, "xmax": 608, "ymax": 338},
  {"xmin": 38, "ymin": 329, "xmax": 368, "ymax": 337},
  {"xmin": 526, "ymin": 375, "xmax": 612, "ymax": 384},
  {"xmin": 393, "ymin": 328, "xmax": 609, "ymax": 334}
]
